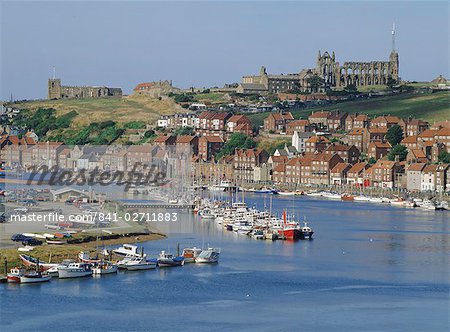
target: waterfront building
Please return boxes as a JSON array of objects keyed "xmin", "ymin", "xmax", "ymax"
[{"xmin": 406, "ymin": 163, "xmax": 426, "ymax": 192}]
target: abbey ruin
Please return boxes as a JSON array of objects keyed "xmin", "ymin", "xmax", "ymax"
[{"xmin": 238, "ymin": 49, "xmax": 399, "ymax": 94}]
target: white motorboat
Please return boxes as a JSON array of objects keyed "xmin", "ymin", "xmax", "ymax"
[
  {"xmin": 278, "ymin": 191, "xmax": 295, "ymax": 196},
  {"xmin": 369, "ymin": 197, "xmax": 383, "ymax": 203},
  {"xmin": 112, "ymin": 244, "xmax": 146, "ymax": 258},
  {"xmin": 57, "ymin": 262, "xmax": 93, "ymax": 279},
  {"xmin": 117, "ymin": 256, "xmax": 156, "ymax": 270},
  {"xmin": 92, "ymin": 262, "xmax": 119, "ymax": 275},
  {"xmin": 354, "ymin": 195, "xmax": 371, "ymax": 202},
  {"xmin": 182, "ymin": 247, "xmax": 203, "ymax": 263},
  {"xmin": 195, "ymin": 248, "xmax": 221, "ymax": 264}
]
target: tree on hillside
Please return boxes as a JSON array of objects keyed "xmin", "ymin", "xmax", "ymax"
[
  {"xmin": 173, "ymin": 126, "xmax": 195, "ymax": 136},
  {"xmin": 386, "ymin": 77, "xmax": 397, "ymax": 89},
  {"xmin": 344, "ymin": 84, "xmax": 358, "ymax": 94},
  {"xmin": 216, "ymin": 133, "xmax": 255, "ymax": 160},
  {"xmin": 388, "ymin": 144, "xmax": 408, "ymax": 162},
  {"xmin": 386, "ymin": 124, "xmax": 404, "ymax": 146},
  {"xmin": 306, "ymin": 74, "xmax": 324, "ymax": 93},
  {"xmin": 438, "ymin": 151, "xmax": 450, "ymax": 163}
]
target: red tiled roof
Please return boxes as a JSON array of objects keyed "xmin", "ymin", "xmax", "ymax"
[
  {"xmin": 407, "ymin": 163, "xmax": 426, "ymax": 172},
  {"xmin": 133, "ymin": 82, "xmax": 157, "ymax": 91},
  {"xmin": 309, "ymin": 111, "xmax": 330, "ymax": 118},
  {"xmin": 202, "ymin": 136, "xmax": 224, "ymax": 143},
  {"xmin": 401, "ymin": 136, "xmax": 418, "ymax": 144},
  {"xmin": 331, "ymin": 162, "xmax": 351, "ymax": 173},
  {"xmin": 418, "ymin": 129, "xmax": 438, "ymax": 138},
  {"xmin": 423, "ymin": 164, "xmax": 438, "ymax": 173},
  {"xmin": 176, "ymin": 135, "xmax": 195, "ymax": 143},
  {"xmin": 348, "ymin": 162, "xmax": 367, "ymax": 174}
]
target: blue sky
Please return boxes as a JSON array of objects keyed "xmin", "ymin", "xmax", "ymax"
[{"xmin": 1, "ymin": 1, "xmax": 448, "ymax": 100}]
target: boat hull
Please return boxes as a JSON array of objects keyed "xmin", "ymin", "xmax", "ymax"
[
  {"xmin": 20, "ymin": 275, "xmax": 51, "ymax": 283},
  {"xmin": 121, "ymin": 263, "xmax": 156, "ymax": 271},
  {"xmin": 58, "ymin": 270, "xmax": 93, "ymax": 279}
]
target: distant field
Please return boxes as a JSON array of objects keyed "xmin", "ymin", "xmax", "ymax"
[
  {"xmin": 248, "ymin": 91, "xmax": 450, "ymax": 127},
  {"xmin": 10, "ymin": 94, "xmax": 183, "ymax": 127}
]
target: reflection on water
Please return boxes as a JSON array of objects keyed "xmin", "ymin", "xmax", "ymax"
[{"xmin": 1, "ymin": 195, "xmax": 449, "ymax": 331}]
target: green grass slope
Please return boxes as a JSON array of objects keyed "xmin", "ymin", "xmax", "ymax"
[
  {"xmin": 248, "ymin": 91, "xmax": 450, "ymax": 127},
  {"xmin": 10, "ymin": 95, "xmax": 183, "ymax": 127}
]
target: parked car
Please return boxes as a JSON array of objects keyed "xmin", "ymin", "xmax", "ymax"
[
  {"xmin": 11, "ymin": 234, "xmax": 29, "ymax": 242},
  {"xmin": 22, "ymin": 238, "xmax": 43, "ymax": 246}
]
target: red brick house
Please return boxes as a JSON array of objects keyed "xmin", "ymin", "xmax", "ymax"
[
  {"xmin": 263, "ymin": 112, "xmax": 294, "ymax": 133},
  {"xmin": 310, "ymin": 153, "xmax": 344, "ymax": 185},
  {"xmin": 198, "ymin": 136, "xmax": 224, "ymax": 161},
  {"xmin": 367, "ymin": 141, "xmax": 392, "ymax": 160},
  {"xmin": 286, "ymin": 119, "xmax": 311, "ymax": 135},
  {"xmin": 234, "ymin": 148, "xmax": 269, "ymax": 182},
  {"xmin": 305, "ymin": 135, "xmax": 331, "ymax": 153},
  {"xmin": 324, "ymin": 143, "xmax": 360, "ymax": 164}
]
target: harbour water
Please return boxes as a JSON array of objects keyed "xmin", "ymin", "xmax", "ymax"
[{"xmin": 1, "ymin": 195, "xmax": 449, "ymax": 331}]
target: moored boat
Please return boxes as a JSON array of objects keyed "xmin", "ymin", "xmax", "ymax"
[
  {"xmin": 117, "ymin": 256, "xmax": 156, "ymax": 270},
  {"xmin": 341, "ymin": 194, "xmax": 354, "ymax": 201},
  {"xmin": 195, "ymin": 248, "xmax": 221, "ymax": 264},
  {"xmin": 7, "ymin": 268, "xmax": 24, "ymax": 283},
  {"xmin": 157, "ymin": 251, "xmax": 185, "ymax": 267},
  {"xmin": 20, "ymin": 271, "xmax": 51, "ymax": 283},
  {"xmin": 182, "ymin": 247, "xmax": 203, "ymax": 263},
  {"xmin": 19, "ymin": 254, "xmax": 58, "ymax": 271},
  {"xmin": 92, "ymin": 262, "xmax": 119, "ymax": 275},
  {"xmin": 112, "ymin": 244, "xmax": 146, "ymax": 258},
  {"xmin": 57, "ymin": 262, "xmax": 93, "ymax": 279}
]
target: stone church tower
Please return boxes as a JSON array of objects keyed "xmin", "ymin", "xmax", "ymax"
[{"xmin": 48, "ymin": 79, "xmax": 62, "ymax": 99}]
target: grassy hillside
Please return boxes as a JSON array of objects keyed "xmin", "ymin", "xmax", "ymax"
[
  {"xmin": 10, "ymin": 94, "xmax": 183, "ymax": 127},
  {"xmin": 248, "ymin": 91, "xmax": 450, "ymax": 127}
]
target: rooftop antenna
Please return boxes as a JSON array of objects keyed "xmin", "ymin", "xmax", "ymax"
[
  {"xmin": 52, "ymin": 66, "xmax": 56, "ymax": 79},
  {"xmin": 391, "ymin": 23, "xmax": 396, "ymax": 52}
]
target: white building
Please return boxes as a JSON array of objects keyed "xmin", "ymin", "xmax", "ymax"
[
  {"xmin": 420, "ymin": 164, "xmax": 437, "ymax": 191},
  {"xmin": 292, "ymin": 131, "xmax": 313, "ymax": 153}
]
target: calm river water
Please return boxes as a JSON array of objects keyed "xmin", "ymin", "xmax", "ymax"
[{"xmin": 1, "ymin": 194, "xmax": 449, "ymax": 331}]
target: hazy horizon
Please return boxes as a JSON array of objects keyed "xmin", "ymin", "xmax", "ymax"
[{"xmin": 1, "ymin": 1, "xmax": 449, "ymax": 100}]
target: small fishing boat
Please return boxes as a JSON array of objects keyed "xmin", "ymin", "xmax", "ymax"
[
  {"xmin": 157, "ymin": 251, "xmax": 185, "ymax": 267},
  {"xmin": 46, "ymin": 239, "xmax": 66, "ymax": 245},
  {"xmin": 252, "ymin": 230, "xmax": 265, "ymax": 240},
  {"xmin": 78, "ymin": 251, "xmax": 102, "ymax": 264},
  {"xmin": 182, "ymin": 247, "xmax": 203, "ymax": 263},
  {"xmin": 195, "ymin": 248, "xmax": 221, "ymax": 264},
  {"xmin": 57, "ymin": 262, "xmax": 93, "ymax": 279},
  {"xmin": 20, "ymin": 271, "xmax": 51, "ymax": 284},
  {"xmin": 113, "ymin": 244, "xmax": 147, "ymax": 258},
  {"xmin": 19, "ymin": 254, "xmax": 58, "ymax": 271},
  {"xmin": 341, "ymin": 194, "xmax": 354, "ymax": 201},
  {"xmin": 92, "ymin": 261, "xmax": 119, "ymax": 275},
  {"xmin": 117, "ymin": 256, "xmax": 157, "ymax": 270},
  {"xmin": 7, "ymin": 268, "xmax": 24, "ymax": 283},
  {"xmin": 299, "ymin": 222, "xmax": 314, "ymax": 240}
]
